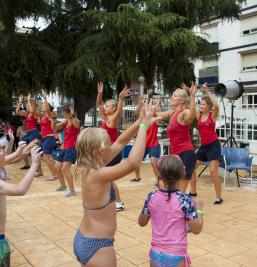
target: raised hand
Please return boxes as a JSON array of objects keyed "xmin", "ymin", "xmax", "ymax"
[
  {"xmin": 141, "ymin": 101, "xmax": 162, "ymax": 128},
  {"xmin": 41, "ymin": 90, "xmax": 48, "ymax": 99},
  {"xmin": 119, "ymin": 87, "xmax": 130, "ymax": 98},
  {"xmin": 23, "ymin": 139, "xmax": 38, "ymax": 154},
  {"xmin": 7, "ymin": 129, "xmax": 14, "ymax": 142},
  {"xmin": 97, "ymin": 81, "xmax": 104, "ymax": 94},
  {"xmin": 180, "ymin": 82, "xmax": 190, "ymax": 95},
  {"xmin": 202, "ymin": 83, "xmax": 209, "ymax": 94},
  {"xmin": 27, "ymin": 94, "xmax": 31, "ymax": 102},
  {"xmin": 18, "ymin": 95, "xmax": 23, "ymax": 103},
  {"xmin": 31, "ymin": 146, "xmax": 43, "ymax": 166},
  {"xmin": 16, "ymin": 141, "xmax": 27, "ymax": 156},
  {"xmin": 190, "ymin": 81, "xmax": 198, "ymax": 97}
]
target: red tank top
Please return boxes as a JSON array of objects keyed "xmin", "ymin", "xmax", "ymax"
[
  {"xmin": 63, "ymin": 124, "xmax": 79, "ymax": 149},
  {"xmin": 25, "ymin": 114, "xmax": 37, "ymax": 131},
  {"xmin": 198, "ymin": 113, "xmax": 218, "ymax": 145},
  {"xmin": 167, "ymin": 110, "xmax": 194, "ymax": 155},
  {"xmin": 40, "ymin": 115, "xmax": 54, "ymax": 137},
  {"xmin": 146, "ymin": 123, "xmax": 159, "ymax": 148},
  {"xmin": 100, "ymin": 119, "xmax": 118, "ymax": 144}
]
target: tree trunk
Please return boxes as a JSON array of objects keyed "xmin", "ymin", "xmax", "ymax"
[{"xmin": 74, "ymin": 93, "xmax": 96, "ymax": 126}]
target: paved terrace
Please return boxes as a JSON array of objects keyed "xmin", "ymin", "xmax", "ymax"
[{"xmin": 5, "ymin": 162, "xmax": 257, "ymax": 267}]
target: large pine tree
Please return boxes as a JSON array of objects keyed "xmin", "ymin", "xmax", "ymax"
[{"xmin": 0, "ymin": 0, "xmax": 244, "ymax": 123}]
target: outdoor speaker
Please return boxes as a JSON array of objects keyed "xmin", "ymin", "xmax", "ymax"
[{"xmin": 214, "ymin": 80, "xmax": 244, "ymax": 100}]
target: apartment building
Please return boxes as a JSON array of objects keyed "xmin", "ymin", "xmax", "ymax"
[{"xmin": 194, "ymin": 0, "xmax": 257, "ymax": 157}]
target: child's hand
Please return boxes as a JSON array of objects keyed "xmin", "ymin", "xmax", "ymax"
[
  {"xmin": 16, "ymin": 141, "xmax": 27, "ymax": 156},
  {"xmin": 31, "ymin": 146, "xmax": 43, "ymax": 166},
  {"xmin": 7, "ymin": 129, "xmax": 14, "ymax": 142},
  {"xmin": 141, "ymin": 101, "xmax": 162, "ymax": 128},
  {"xmin": 22, "ymin": 139, "xmax": 38, "ymax": 154}
]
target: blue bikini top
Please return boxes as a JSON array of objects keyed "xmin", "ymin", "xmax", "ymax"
[{"xmin": 83, "ymin": 183, "xmax": 116, "ymax": 211}]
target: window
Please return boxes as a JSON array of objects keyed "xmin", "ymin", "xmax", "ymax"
[
  {"xmin": 241, "ymin": 14, "xmax": 257, "ymax": 35},
  {"xmin": 241, "ymin": 93, "xmax": 257, "ymax": 108},
  {"xmin": 241, "ymin": 53, "xmax": 257, "ymax": 71}
]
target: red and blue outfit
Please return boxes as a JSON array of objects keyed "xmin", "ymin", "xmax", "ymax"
[
  {"xmin": 100, "ymin": 119, "xmax": 122, "ymax": 166},
  {"xmin": 196, "ymin": 112, "xmax": 221, "ymax": 162},
  {"xmin": 56, "ymin": 124, "xmax": 79, "ymax": 164},
  {"xmin": 143, "ymin": 123, "xmax": 160, "ymax": 159},
  {"xmin": 141, "ymin": 189, "xmax": 198, "ymax": 267},
  {"xmin": 40, "ymin": 115, "xmax": 56, "ymax": 155},
  {"xmin": 22, "ymin": 113, "xmax": 40, "ymax": 144},
  {"xmin": 167, "ymin": 110, "xmax": 196, "ymax": 179}
]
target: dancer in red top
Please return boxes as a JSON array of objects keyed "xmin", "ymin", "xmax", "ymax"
[
  {"xmin": 16, "ymin": 94, "xmax": 43, "ymax": 176},
  {"xmin": 97, "ymin": 81, "xmax": 129, "ymax": 211},
  {"xmin": 132, "ymin": 96, "xmax": 160, "ymax": 183},
  {"xmin": 157, "ymin": 82, "xmax": 197, "ymax": 193},
  {"xmin": 40, "ymin": 91, "xmax": 57, "ymax": 181},
  {"xmin": 190, "ymin": 83, "xmax": 223, "ymax": 204},
  {"xmin": 53, "ymin": 106, "xmax": 80, "ymax": 197}
]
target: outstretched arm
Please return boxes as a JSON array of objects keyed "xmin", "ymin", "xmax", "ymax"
[
  {"xmin": 111, "ymin": 87, "xmax": 130, "ymax": 122},
  {"xmin": 16, "ymin": 95, "xmax": 26, "ymax": 117},
  {"xmin": 96, "ymin": 103, "xmax": 161, "ymax": 183},
  {"xmin": 96, "ymin": 81, "xmax": 106, "ymax": 120},
  {"xmin": 41, "ymin": 90, "xmax": 52, "ymax": 117},
  {"xmin": 0, "ymin": 146, "xmax": 42, "ymax": 196},
  {"xmin": 202, "ymin": 83, "xmax": 219, "ymax": 121},
  {"xmin": 183, "ymin": 82, "xmax": 197, "ymax": 124}
]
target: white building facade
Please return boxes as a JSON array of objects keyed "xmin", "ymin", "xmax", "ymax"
[{"xmin": 194, "ymin": 0, "xmax": 257, "ymax": 157}]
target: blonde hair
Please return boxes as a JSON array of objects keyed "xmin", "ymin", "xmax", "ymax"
[
  {"xmin": 74, "ymin": 127, "xmax": 110, "ymax": 185},
  {"xmin": 106, "ymin": 99, "xmax": 118, "ymax": 111},
  {"xmin": 176, "ymin": 89, "xmax": 190, "ymax": 108}
]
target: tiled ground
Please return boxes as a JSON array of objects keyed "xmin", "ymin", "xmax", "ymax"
[{"xmin": 5, "ymin": 161, "xmax": 257, "ymax": 267}]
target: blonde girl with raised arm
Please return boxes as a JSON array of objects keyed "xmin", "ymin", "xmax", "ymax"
[
  {"xmin": 73, "ymin": 102, "xmax": 160, "ymax": 267},
  {"xmin": 156, "ymin": 82, "xmax": 198, "ymax": 193}
]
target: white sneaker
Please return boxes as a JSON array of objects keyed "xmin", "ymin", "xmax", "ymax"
[
  {"xmin": 116, "ymin": 202, "xmax": 125, "ymax": 212},
  {"xmin": 65, "ymin": 191, "xmax": 76, "ymax": 197}
]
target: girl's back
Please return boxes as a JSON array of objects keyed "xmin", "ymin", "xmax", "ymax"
[
  {"xmin": 145, "ymin": 189, "xmax": 196, "ymax": 251},
  {"xmin": 80, "ymin": 172, "xmax": 117, "ymax": 238}
]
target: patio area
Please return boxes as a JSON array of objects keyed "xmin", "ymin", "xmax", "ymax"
[{"xmin": 5, "ymin": 161, "xmax": 257, "ymax": 267}]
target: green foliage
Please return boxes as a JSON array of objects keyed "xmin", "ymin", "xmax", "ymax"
[{"xmin": 0, "ymin": 0, "xmax": 244, "ymax": 120}]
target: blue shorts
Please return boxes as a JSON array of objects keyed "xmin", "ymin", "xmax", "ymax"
[
  {"xmin": 22, "ymin": 129, "xmax": 40, "ymax": 144},
  {"xmin": 41, "ymin": 136, "xmax": 56, "ymax": 155},
  {"xmin": 144, "ymin": 146, "xmax": 160, "ymax": 160},
  {"xmin": 56, "ymin": 148, "xmax": 77, "ymax": 164},
  {"xmin": 196, "ymin": 140, "xmax": 221, "ymax": 162},
  {"xmin": 150, "ymin": 248, "xmax": 185, "ymax": 267},
  {"xmin": 107, "ymin": 152, "xmax": 122, "ymax": 166},
  {"xmin": 179, "ymin": 150, "xmax": 196, "ymax": 180},
  {"xmin": 73, "ymin": 229, "xmax": 113, "ymax": 265}
]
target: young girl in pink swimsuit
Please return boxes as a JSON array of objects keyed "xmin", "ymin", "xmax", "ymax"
[{"xmin": 138, "ymin": 155, "xmax": 204, "ymax": 267}]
